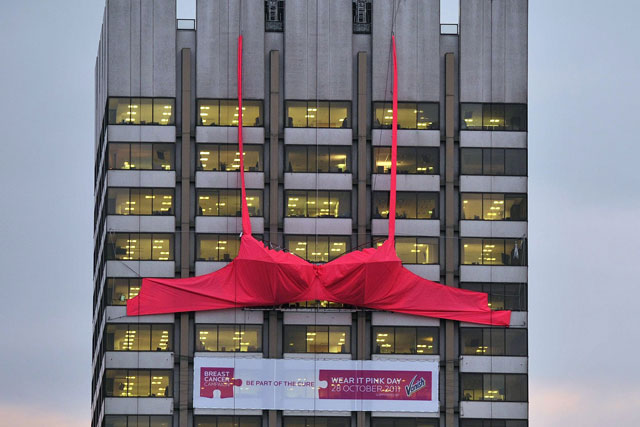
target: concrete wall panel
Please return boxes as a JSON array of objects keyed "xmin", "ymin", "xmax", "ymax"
[
  {"xmin": 195, "ymin": 171, "xmax": 264, "ymax": 188},
  {"xmin": 195, "ymin": 216, "xmax": 264, "ymax": 234},
  {"xmin": 283, "ymin": 173, "xmax": 353, "ymax": 190}
]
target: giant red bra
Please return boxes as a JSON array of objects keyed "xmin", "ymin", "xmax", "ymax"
[{"xmin": 126, "ymin": 36, "xmax": 511, "ymax": 326}]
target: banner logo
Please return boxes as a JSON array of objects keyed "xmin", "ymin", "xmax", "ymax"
[
  {"xmin": 405, "ymin": 375, "xmax": 426, "ymax": 397},
  {"xmin": 200, "ymin": 367, "xmax": 243, "ymax": 399}
]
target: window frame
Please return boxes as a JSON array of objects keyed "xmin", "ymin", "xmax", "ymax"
[
  {"xmin": 285, "ymin": 145, "xmax": 352, "ymax": 173},
  {"xmin": 460, "ymin": 373, "xmax": 528, "ymax": 402},
  {"xmin": 283, "ymin": 325, "xmax": 352, "ymax": 354},
  {"xmin": 106, "ymin": 233, "xmax": 174, "ymax": 261},
  {"xmin": 107, "ymin": 142, "xmax": 175, "ymax": 171},
  {"xmin": 284, "ymin": 100, "xmax": 352, "ymax": 128},
  {"xmin": 460, "ymin": 282, "xmax": 528, "ymax": 312},
  {"xmin": 372, "ymin": 191, "xmax": 439, "ymax": 220},
  {"xmin": 195, "ymin": 233, "xmax": 242, "ymax": 262},
  {"xmin": 196, "ymin": 99, "xmax": 264, "ymax": 127},
  {"xmin": 372, "ymin": 326, "xmax": 440, "ymax": 355},
  {"xmin": 104, "ymin": 415, "xmax": 174, "ymax": 427},
  {"xmin": 285, "ymin": 190, "xmax": 352, "ymax": 219},
  {"xmin": 105, "ymin": 278, "xmax": 142, "ymax": 306},
  {"xmin": 372, "ymin": 101, "xmax": 440, "ymax": 130},
  {"xmin": 195, "ymin": 324, "xmax": 263, "ymax": 353},
  {"xmin": 460, "ymin": 238, "xmax": 527, "ymax": 266},
  {"xmin": 460, "ymin": 193, "xmax": 527, "ymax": 221},
  {"xmin": 460, "ymin": 327, "xmax": 528, "ymax": 356},
  {"xmin": 104, "ymin": 369, "xmax": 173, "ymax": 398},
  {"xmin": 107, "ymin": 97, "xmax": 175, "ymax": 126},
  {"xmin": 196, "ymin": 189, "xmax": 264, "ymax": 217},
  {"xmin": 460, "ymin": 148, "xmax": 527, "ymax": 177},
  {"xmin": 105, "ymin": 323, "xmax": 174, "ymax": 352},
  {"xmin": 460, "ymin": 103, "xmax": 527, "ymax": 132},
  {"xmin": 196, "ymin": 143, "xmax": 264, "ymax": 172},
  {"xmin": 284, "ymin": 235, "xmax": 352, "ymax": 263},
  {"xmin": 107, "ymin": 187, "xmax": 175, "ymax": 216},
  {"xmin": 372, "ymin": 146, "xmax": 440, "ymax": 175}
]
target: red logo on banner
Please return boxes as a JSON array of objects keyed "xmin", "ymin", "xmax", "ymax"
[
  {"xmin": 200, "ymin": 367, "xmax": 243, "ymax": 399},
  {"xmin": 318, "ymin": 370, "xmax": 432, "ymax": 401}
]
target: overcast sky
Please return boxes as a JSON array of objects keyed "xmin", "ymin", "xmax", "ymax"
[{"xmin": 1, "ymin": 0, "xmax": 639, "ymax": 426}]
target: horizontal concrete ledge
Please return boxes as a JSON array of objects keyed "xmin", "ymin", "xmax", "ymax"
[
  {"xmin": 284, "ymin": 173, "xmax": 353, "ymax": 190},
  {"xmin": 460, "ymin": 220, "xmax": 527, "ymax": 238},
  {"xmin": 195, "ymin": 171, "xmax": 264, "ymax": 188},
  {"xmin": 105, "ymin": 397, "xmax": 173, "ymax": 415},
  {"xmin": 460, "ymin": 176, "xmax": 527, "ymax": 193},
  {"xmin": 196, "ymin": 126, "xmax": 264, "ymax": 144},
  {"xmin": 107, "ymin": 215, "xmax": 175, "ymax": 233},
  {"xmin": 108, "ymin": 125, "xmax": 176, "ymax": 143},
  {"xmin": 284, "ymin": 218, "xmax": 353, "ymax": 235},
  {"xmin": 195, "ymin": 216, "xmax": 264, "ymax": 234},
  {"xmin": 460, "ymin": 131, "xmax": 527, "ymax": 148},
  {"xmin": 372, "ymin": 129, "xmax": 440, "ymax": 147},
  {"xmin": 108, "ymin": 170, "xmax": 176, "ymax": 187},
  {"xmin": 460, "ymin": 356, "xmax": 528, "ymax": 373},
  {"xmin": 460, "ymin": 401, "xmax": 528, "ymax": 419},
  {"xmin": 105, "ymin": 351, "xmax": 173, "ymax": 369},
  {"xmin": 372, "ymin": 174, "xmax": 440, "ymax": 192},
  {"xmin": 284, "ymin": 128, "xmax": 353, "ymax": 145}
]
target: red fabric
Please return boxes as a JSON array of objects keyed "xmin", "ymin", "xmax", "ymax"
[
  {"xmin": 389, "ymin": 35, "xmax": 397, "ymax": 240},
  {"xmin": 126, "ymin": 36, "xmax": 511, "ymax": 326}
]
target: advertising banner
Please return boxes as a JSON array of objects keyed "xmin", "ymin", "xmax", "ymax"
[{"xmin": 194, "ymin": 357, "xmax": 439, "ymax": 412}]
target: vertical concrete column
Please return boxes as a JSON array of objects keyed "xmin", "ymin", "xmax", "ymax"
[
  {"xmin": 357, "ymin": 52, "xmax": 368, "ymax": 248},
  {"xmin": 444, "ymin": 52, "xmax": 457, "ymax": 427},
  {"xmin": 179, "ymin": 48, "xmax": 191, "ymax": 427}
]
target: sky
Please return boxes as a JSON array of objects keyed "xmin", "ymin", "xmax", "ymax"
[{"xmin": 0, "ymin": 0, "xmax": 639, "ymax": 425}]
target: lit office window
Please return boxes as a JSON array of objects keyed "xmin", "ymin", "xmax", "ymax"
[
  {"xmin": 107, "ymin": 97, "xmax": 175, "ymax": 125},
  {"xmin": 107, "ymin": 188, "xmax": 174, "ymax": 216},
  {"xmin": 460, "ymin": 328, "xmax": 527, "ymax": 356},
  {"xmin": 195, "ymin": 416, "xmax": 262, "ymax": 427},
  {"xmin": 105, "ymin": 324, "xmax": 172, "ymax": 352},
  {"xmin": 105, "ymin": 369, "xmax": 172, "ymax": 397},
  {"xmin": 373, "ymin": 192, "xmax": 438, "ymax": 219},
  {"xmin": 105, "ymin": 278, "xmax": 141, "ymax": 305},
  {"xmin": 460, "ymin": 103, "xmax": 527, "ymax": 131},
  {"xmin": 372, "ymin": 327, "xmax": 439, "ymax": 354},
  {"xmin": 460, "ymin": 148, "xmax": 527, "ymax": 176},
  {"xmin": 195, "ymin": 324, "xmax": 262, "ymax": 352},
  {"xmin": 461, "ymin": 238, "xmax": 526, "ymax": 266},
  {"xmin": 285, "ymin": 101, "xmax": 351, "ymax": 128},
  {"xmin": 284, "ymin": 325, "xmax": 350, "ymax": 353},
  {"xmin": 373, "ymin": 102, "xmax": 439, "ymax": 129},
  {"xmin": 285, "ymin": 235, "xmax": 351, "ymax": 263},
  {"xmin": 284, "ymin": 418, "xmax": 351, "ymax": 427},
  {"xmin": 461, "ymin": 193, "xmax": 527, "ymax": 221},
  {"xmin": 461, "ymin": 374, "xmax": 528, "ymax": 402},
  {"xmin": 196, "ymin": 234, "xmax": 241, "ymax": 262},
  {"xmin": 283, "ymin": 300, "xmax": 347, "ymax": 309},
  {"xmin": 371, "ymin": 418, "xmax": 439, "ymax": 427},
  {"xmin": 106, "ymin": 233, "xmax": 174, "ymax": 261},
  {"xmin": 286, "ymin": 146, "xmax": 351, "ymax": 173},
  {"xmin": 197, "ymin": 189, "xmax": 263, "ymax": 217},
  {"xmin": 460, "ymin": 283, "xmax": 527, "ymax": 311},
  {"xmin": 375, "ymin": 237, "xmax": 438, "ymax": 264},
  {"xmin": 460, "ymin": 420, "xmax": 528, "ymax": 427},
  {"xmin": 197, "ymin": 144, "xmax": 263, "ymax": 171},
  {"xmin": 108, "ymin": 143, "xmax": 174, "ymax": 170},
  {"xmin": 285, "ymin": 191, "xmax": 351, "ymax": 218},
  {"xmin": 105, "ymin": 415, "xmax": 173, "ymax": 427},
  {"xmin": 197, "ymin": 99, "xmax": 263, "ymax": 127},
  {"xmin": 373, "ymin": 146, "xmax": 439, "ymax": 174}
]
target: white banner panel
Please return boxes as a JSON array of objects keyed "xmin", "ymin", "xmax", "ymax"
[{"xmin": 194, "ymin": 357, "xmax": 439, "ymax": 412}]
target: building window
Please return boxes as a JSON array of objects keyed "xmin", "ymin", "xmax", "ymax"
[
  {"xmin": 373, "ymin": 192, "xmax": 438, "ymax": 219},
  {"xmin": 371, "ymin": 418, "xmax": 439, "ymax": 427},
  {"xmin": 460, "ymin": 103, "xmax": 527, "ymax": 131},
  {"xmin": 197, "ymin": 144, "xmax": 263, "ymax": 172},
  {"xmin": 460, "ymin": 283, "xmax": 528, "ymax": 311},
  {"xmin": 108, "ymin": 97, "xmax": 174, "ymax": 125},
  {"xmin": 286, "ymin": 146, "xmax": 351, "ymax": 173},
  {"xmin": 460, "ymin": 420, "xmax": 528, "ymax": 427},
  {"xmin": 285, "ymin": 101, "xmax": 351, "ymax": 128},
  {"xmin": 460, "ymin": 328, "xmax": 527, "ymax": 356},
  {"xmin": 196, "ymin": 324, "xmax": 262, "ymax": 352},
  {"xmin": 197, "ymin": 189, "xmax": 263, "ymax": 217},
  {"xmin": 375, "ymin": 237, "xmax": 438, "ymax": 264},
  {"xmin": 265, "ymin": 0, "xmax": 284, "ymax": 32},
  {"xmin": 107, "ymin": 188, "xmax": 174, "ymax": 216},
  {"xmin": 284, "ymin": 325, "xmax": 351, "ymax": 353},
  {"xmin": 108, "ymin": 143, "xmax": 174, "ymax": 170},
  {"xmin": 460, "ymin": 374, "xmax": 528, "ymax": 402},
  {"xmin": 105, "ymin": 278, "xmax": 141, "ymax": 305},
  {"xmin": 461, "ymin": 238, "xmax": 526, "ymax": 266},
  {"xmin": 197, "ymin": 99, "xmax": 263, "ymax": 127},
  {"xmin": 196, "ymin": 416, "xmax": 263, "ymax": 427},
  {"xmin": 283, "ymin": 300, "xmax": 347, "ymax": 309},
  {"xmin": 105, "ymin": 324, "xmax": 173, "ymax": 352},
  {"xmin": 284, "ymin": 418, "xmax": 351, "ymax": 427},
  {"xmin": 285, "ymin": 235, "xmax": 351, "ymax": 263},
  {"xmin": 372, "ymin": 326, "xmax": 439, "ymax": 354},
  {"xmin": 105, "ymin": 369, "xmax": 172, "ymax": 397},
  {"xmin": 106, "ymin": 233, "xmax": 174, "ymax": 261},
  {"xmin": 105, "ymin": 415, "xmax": 173, "ymax": 427},
  {"xmin": 460, "ymin": 148, "xmax": 527, "ymax": 176},
  {"xmin": 196, "ymin": 234, "xmax": 241, "ymax": 262},
  {"xmin": 373, "ymin": 102, "xmax": 439, "ymax": 130},
  {"xmin": 373, "ymin": 147, "xmax": 439, "ymax": 174},
  {"xmin": 352, "ymin": 0, "xmax": 372, "ymax": 33},
  {"xmin": 285, "ymin": 191, "xmax": 351, "ymax": 218},
  {"xmin": 461, "ymin": 193, "xmax": 527, "ymax": 221}
]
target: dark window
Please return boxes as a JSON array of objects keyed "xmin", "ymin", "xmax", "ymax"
[
  {"xmin": 373, "ymin": 192, "xmax": 438, "ymax": 219},
  {"xmin": 460, "ymin": 103, "xmax": 527, "ymax": 131},
  {"xmin": 284, "ymin": 417, "xmax": 351, "ymax": 427},
  {"xmin": 284, "ymin": 325, "xmax": 351, "ymax": 353},
  {"xmin": 461, "ymin": 374, "xmax": 528, "ymax": 402},
  {"xmin": 285, "ymin": 101, "xmax": 351, "ymax": 128},
  {"xmin": 372, "ymin": 327, "xmax": 439, "ymax": 354},
  {"xmin": 285, "ymin": 235, "xmax": 351, "ymax": 263},
  {"xmin": 460, "ymin": 328, "xmax": 527, "ymax": 356},
  {"xmin": 373, "ymin": 102, "xmax": 439, "ymax": 130},
  {"xmin": 461, "ymin": 420, "xmax": 528, "ymax": 427},
  {"xmin": 106, "ymin": 233, "xmax": 173, "ymax": 261},
  {"xmin": 105, "ymin": 324, "xmax": 173, "ymax": 352},
  {"xmin": 352, "ymin": 0, "xmax": 372, "ymax": 33},
  {"xmin": 196, "ymin": 234, "xmax": 241, "ymax": 262},
  {"xmin": 197, "ymin": 99, "xmax": 263, "ymax": 127},
  {"xmin": 460, "ymin": 283, "xmax": 528, "ymax": 311},
  {"xmin": 195, "ymin": 324, "xmax": 262, "ymax": 352},
  {"xmin": 105, "ymin": 369, "xmax": 172, "ymax": 397},
  {"xmin": 371, "ymin": 418, "xmax": 440, "ymax": 427},
  {"xmin": 105, "ymin": 278, "xmax": 141, "ymax": 305},
  {"xmin": 461, "ymin": 193, "xmax": 527, "ymax": 221},
  {"xmin": 285, "ymin": 191, "xmax": 351, "ymax": 218},
  {"xmin": 460, "ymin": 148, "xmax": 526, "ymax": 176},
  {"xmin": 286, "ymin": 146, "xmax": 351, "ymax": 173},
  {"xmin": 108, "ymin": 143, "xmax": 174, "ymax": 170},
  {"xmin": 104, "ymin": 415, "xmax": 173, "ymax": 427},
  {"xmin": 108, "ymin": 97, "xmax": 174, "ymax": 125},
  {"xmin": 107, "ymin": 188, "xmax": 174, "ymax": 216},
  {"xmin": 197, "ymin": 144, "xmax": 263, "ymax": 172},
  {"xmin": 373, "ymin": 147, "xmax": 439, "ymax": 174},
  {"xmin": 375, "ymin": 237, "xmax": 438, "ymax": 264},
  {"xmin": 197, "ymin": 189, "xmax": 263, "ymax": 217},
  {"xmin": 461, "ymin": 238, "xmax": 527, "ymax": 266},
  {"xmin": 265, "ymin": 0, "xmax": 284, "ymax": 32}
]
